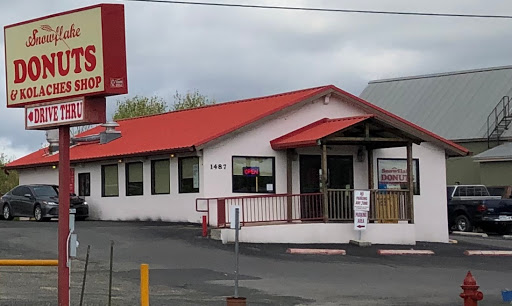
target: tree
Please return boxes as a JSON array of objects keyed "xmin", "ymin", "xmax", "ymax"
[
  {"xmin": 0, "ymin": 153, "xmax": 18, "ymax": 195},
  {"xmin": 172, "ymin": 90, "xmax": 216, "ymax": 111},
  {"xmin": 112, "ymin": 96, "xmax": 168, "ymax": 120}
]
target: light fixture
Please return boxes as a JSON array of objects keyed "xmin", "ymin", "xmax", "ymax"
[
  {"xmin": 170, "ymin": 153, "xmax": 175, "ymax": 158},
  {"xmin": 118, "ymin": 159, "xmax": 123, "ymax": 163},
  {"xmin": 52, "ymin": 165, "xmax": 57, "ymax": 169}
]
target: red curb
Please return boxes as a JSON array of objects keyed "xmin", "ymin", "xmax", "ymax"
[
  {"xmin": 464, "ymin": 250, "xmax": 512, "ymax": 256},
  {"xmin": 286, "ymin": 248, "xmax": 346, "ymax": 255},
  {"xmin": 377, "ymin": 249, "xmax": 435, "ymax": 256}
]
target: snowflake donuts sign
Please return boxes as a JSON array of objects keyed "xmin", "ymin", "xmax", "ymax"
[{"xmin": 4, "ymin": 4, "xmax": 127, "ymax": 108}]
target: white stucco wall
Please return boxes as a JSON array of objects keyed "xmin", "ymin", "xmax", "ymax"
[
  {"xmin": 217, "ymin": 222, "xmax": 415, "ymax": 245},
  {"xmin": 374, "ymin": 143, "xmax": 449, "ymax": 243},
  {"xmin": 18, "ymin": 167, "xmax": 58, "ymax": 185}
]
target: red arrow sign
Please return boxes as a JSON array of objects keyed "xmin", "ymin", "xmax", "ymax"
[
  {"xmin": 357, "ymin": 225, "xmax": 365, "ymax": 228},
  {"xmin": 28, "ymin": 111, "xmax": 34, "ymax": 122}
]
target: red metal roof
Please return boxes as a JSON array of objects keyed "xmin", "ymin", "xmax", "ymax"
[
  {"xmin": 6, "ymin": 85, "xmax": 469, "ymax": 169},
  {"xmin": 271, "ymin": 116, "xmax": 374, "ymax": 149}
]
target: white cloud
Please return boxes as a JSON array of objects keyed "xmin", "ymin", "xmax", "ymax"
[{"xmin": 0, "ymin": 137, "xmax": 33, "ymax": 160}]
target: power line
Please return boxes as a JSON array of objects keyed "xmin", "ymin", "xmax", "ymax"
[{"xmin": 119, "ymin": 0, "xmax": 512, "ymax": 19}]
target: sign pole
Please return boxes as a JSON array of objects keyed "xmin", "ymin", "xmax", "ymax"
[
  {"xmin": 234, "ymin": 207, "xmax": 240, "ymax": 298},
  {"xmin": 58, "ymin": 125, "xmax": 71, "ymax": 306}
]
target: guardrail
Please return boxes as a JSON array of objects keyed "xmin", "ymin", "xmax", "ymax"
[{"xmin": 196, "ymin": 189, "xmax": 411, "ymax": 228}]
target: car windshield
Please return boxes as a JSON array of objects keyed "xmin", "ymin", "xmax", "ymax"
[{"xmin": 33, "ymin": 185, "xmax": 58, "ymax": 197}]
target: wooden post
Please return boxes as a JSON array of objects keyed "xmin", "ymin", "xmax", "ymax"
[
  {"xmin": 406, "ymin": 142, "xmax": 414, "ymax": 223},
  {"xmin": 322, "ymin": 144, "xmax": 328, "ymax": 222},
  {"xmin": 286, "ymin": 149, "xmax": 293, "ymax": 222},
  {"xmin": 367, "ymin": 148, "xmax": 374, "ymax": 189}
]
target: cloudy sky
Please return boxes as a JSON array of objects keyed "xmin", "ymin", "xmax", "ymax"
[{"xmin": 1, "ymin": 0, "xmax": 512, "ymax": 159}]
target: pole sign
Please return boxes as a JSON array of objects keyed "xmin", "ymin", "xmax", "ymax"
[
  {"xmin": 354, "ymin": 190, "xmax": 370, "ymax": 231},
  {"xmin": 354, "ymin": 211, "xmax": 368, "ymax": 231},
  {"xmin": 4, "ymin": 4, "xmax": 127, "ymax": 108},
  {"xmin": 354, "ymin": 190, "xmax": 370, "ymax": 212},
  {"xmin": 25, "ymin": 97, "xmax": 106, "ymax": 130}
]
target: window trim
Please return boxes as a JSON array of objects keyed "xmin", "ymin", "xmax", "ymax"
[
  {"xmin": 101, "ymin": 164, "xmax": 119, "ymax": 197},
  {"xmin": 178, "ymin": 156, "xmax": 200, "ymax": 194},
  {"xmin": 78, "ymin": 172, "xmax": 91, "ymax": 197},
  {"xmin": 377, "ymin": 158, "xmax": 420, "ymax": 195},
  {"xmin": 231, "ymin": 155, "xmax": 276, "ymax": 194},
  {"xmin": 151, "ymin": 159, "xmax": 170, "ymax": 195},
  {"xmin": 125, "ymin": 161, "xmax": 144, "ymax": 197}
]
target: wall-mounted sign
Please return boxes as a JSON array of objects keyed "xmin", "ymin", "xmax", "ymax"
[
  {"xmin": 243, "ymin": 167, "xmax": 260, "ymax": 177},
  {"xmin": 25, "ymin": 96, "xmax": 106, "ymax": 130},
  {"xmin": 377, "ymin": 159, "xmax": 420, "ymax": 195},
  {"xmin": 4, "ymin": 4, "xmax": 127, "ymax": 108}
]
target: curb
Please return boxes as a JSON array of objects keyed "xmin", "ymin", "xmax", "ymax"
[
  {"xmin": 377, "ymin": 249, "xmax": 435, "ymax": 256},
  {"xmin": 503, "ymin": 235, "xmax": 512, "ymax": 240},
  {"xmin": 286, "ymin": 248, "xmax": 346, "ymax": 255},
  {"xmin": 464, "ymin": 250, "xmax": 512, "ymax": 256},
  {"xmin": 451, "ymin": 231, "xmax": 488, "ymax": 238}
]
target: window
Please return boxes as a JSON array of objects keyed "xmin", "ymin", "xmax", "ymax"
[
  {"xmin": 232, "ymin": 156, "xmax": 275, "ymax": 193},
  {"xmin": 126, "ymin": 162, "xmax": 144, "ymax": 196},
  {"xmin": 151, "ymin": 159, "xmax": 170, "ymax": 195},
  {"xmin": 102, "ymin": 164, "xmax": 119, "ymax": 197},
  {"xmin": 33, "ymin": 185, "xmax": 58, "ymax": 197},
  {"xmin": 78, "ymin": 173, "xmax": 90, "ymax": 196},
  {"xmin": 377, "ymin": 158, "xmax": 420, "ymax": 195},
  {"xmin": 179, "ymin": 157, "xmax": 199, "ymax": 193}
]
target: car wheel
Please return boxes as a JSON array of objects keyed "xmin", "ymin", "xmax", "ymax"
[
  {"xmin": 34, "ymin": 205, "xmax": 44, "ymax": 222},
  {"xmin": 455, "ymin": 214, "xmax": 473, "ymax": 232},
  {"xmin": 2, "ymin": 205, "xmax": 13, "ymax": 221}
]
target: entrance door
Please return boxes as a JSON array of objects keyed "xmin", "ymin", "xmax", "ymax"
[
  {"xmin": 299, "ymin": 155, "xmax": 354, "ymax": 219},
  {"xmin": 300, "ymin": 155, "xmax": 354, "ymax": 192}
]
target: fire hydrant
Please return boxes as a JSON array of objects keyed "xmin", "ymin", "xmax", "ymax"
[{"xmin": 460, "ymin": 271, "xmax": 483, "ymax": 306}]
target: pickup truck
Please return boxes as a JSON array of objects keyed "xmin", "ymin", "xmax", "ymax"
[{"xmin": 447, "ymin": 185, "xmax": 512, "ymax": 234}]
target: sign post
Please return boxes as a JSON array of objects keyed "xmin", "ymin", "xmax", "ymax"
[
  {"xmin": 4, "ymin": 4, "xmax": 127, "ymax": 306},
  {"xmin": 354, "ymin": 190, "xmax": 370, "ymax": 240}
]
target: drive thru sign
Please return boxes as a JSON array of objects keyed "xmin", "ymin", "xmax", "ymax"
[{"xmin": 354, "ymin": 190, "xmax": 370, "ymax": 231}]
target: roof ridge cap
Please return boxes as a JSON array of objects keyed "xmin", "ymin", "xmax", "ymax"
[
  {"xmin": 114, "ymin": 85, "xmax": 332, "ymax": 123},
  {"xmin": 368, "ymin": 65, "xmax": 512, "ymax": 84}
]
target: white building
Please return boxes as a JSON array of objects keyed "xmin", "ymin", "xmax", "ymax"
[{"xmin": 6, "ymin": 85, "xmax": 468, "ymax": 245}]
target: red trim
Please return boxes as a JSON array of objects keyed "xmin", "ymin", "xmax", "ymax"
[{"xmin": 4, "ymin": 4, "xmax": 105, "ymax": 28}]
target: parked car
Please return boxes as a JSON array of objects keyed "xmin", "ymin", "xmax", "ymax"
[
  {"xmin": 0, "ymin": 184, "xmax": 88, "ymax": 221},
  {"xmin": 447, "ymin": 185, "xmax": 512, "ymax": 234}
]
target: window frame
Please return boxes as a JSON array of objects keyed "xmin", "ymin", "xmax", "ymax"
[
  {"xmin": 151, "ymin": 159, "xmax": 170, "ymax": 195},
  {"xmin": 125, "ymin": 162, "xmax": 144, "ymax": 197},
  {"xmin": 231, "ymin": 156, "xmax": 276, "ymax": 194},
  {"xmin": 78, "ymin": 173, "xmax": 91, "ymax": 197},
  {"xmin": 101, "ymin": 164, "xmax": 119, "ymax": 197},
  {"xmin": 178, "ymin": 156, "xmax": 200, "ymax": 194},
  {"xmin": 377, "ymin": 158, "xmax": 420, "ymax": 195}
]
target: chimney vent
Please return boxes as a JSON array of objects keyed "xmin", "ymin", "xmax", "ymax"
[{"xmin": 100, "ymin": 122, "xmax": 121, "ymax": 144}]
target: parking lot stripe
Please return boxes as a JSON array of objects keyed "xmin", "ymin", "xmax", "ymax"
[
  {"xmin": 464, "ymin": 250, "xmax": 512, "ymax": 256},
  {"xmin": 286, "ymin": 248, "xmax": 346, "ymax": 255},
  {"xmin": 377, "ymin": 250, "xmax": 435, "ymax": 256}
]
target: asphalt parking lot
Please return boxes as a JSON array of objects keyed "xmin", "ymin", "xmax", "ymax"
[{"xmin": 0, "ymin": 221, "xmax": 512, "ymax": 305}]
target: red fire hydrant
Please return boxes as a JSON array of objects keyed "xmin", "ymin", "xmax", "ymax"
[{"xmin": 460, "ymin": 271, "xmax": 483, "ymax": 306}]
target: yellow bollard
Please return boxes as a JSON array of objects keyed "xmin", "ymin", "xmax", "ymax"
[
  {"xmin": 0, "ymin": 259, "xmax": 58, "ymax": 266},
  {"xmin": 140, "ymin": 264, "xmax": 149, "ymax": 306}
]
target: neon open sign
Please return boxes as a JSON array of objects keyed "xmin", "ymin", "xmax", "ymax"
[{"xmin": 243, "ymin": 167, "xmax": 260, "ymax": 177}]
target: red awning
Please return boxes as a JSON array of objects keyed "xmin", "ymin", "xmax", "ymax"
[{"xmin": 271, "ymin": 115, "xmax": 373, "ymax": 149}]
